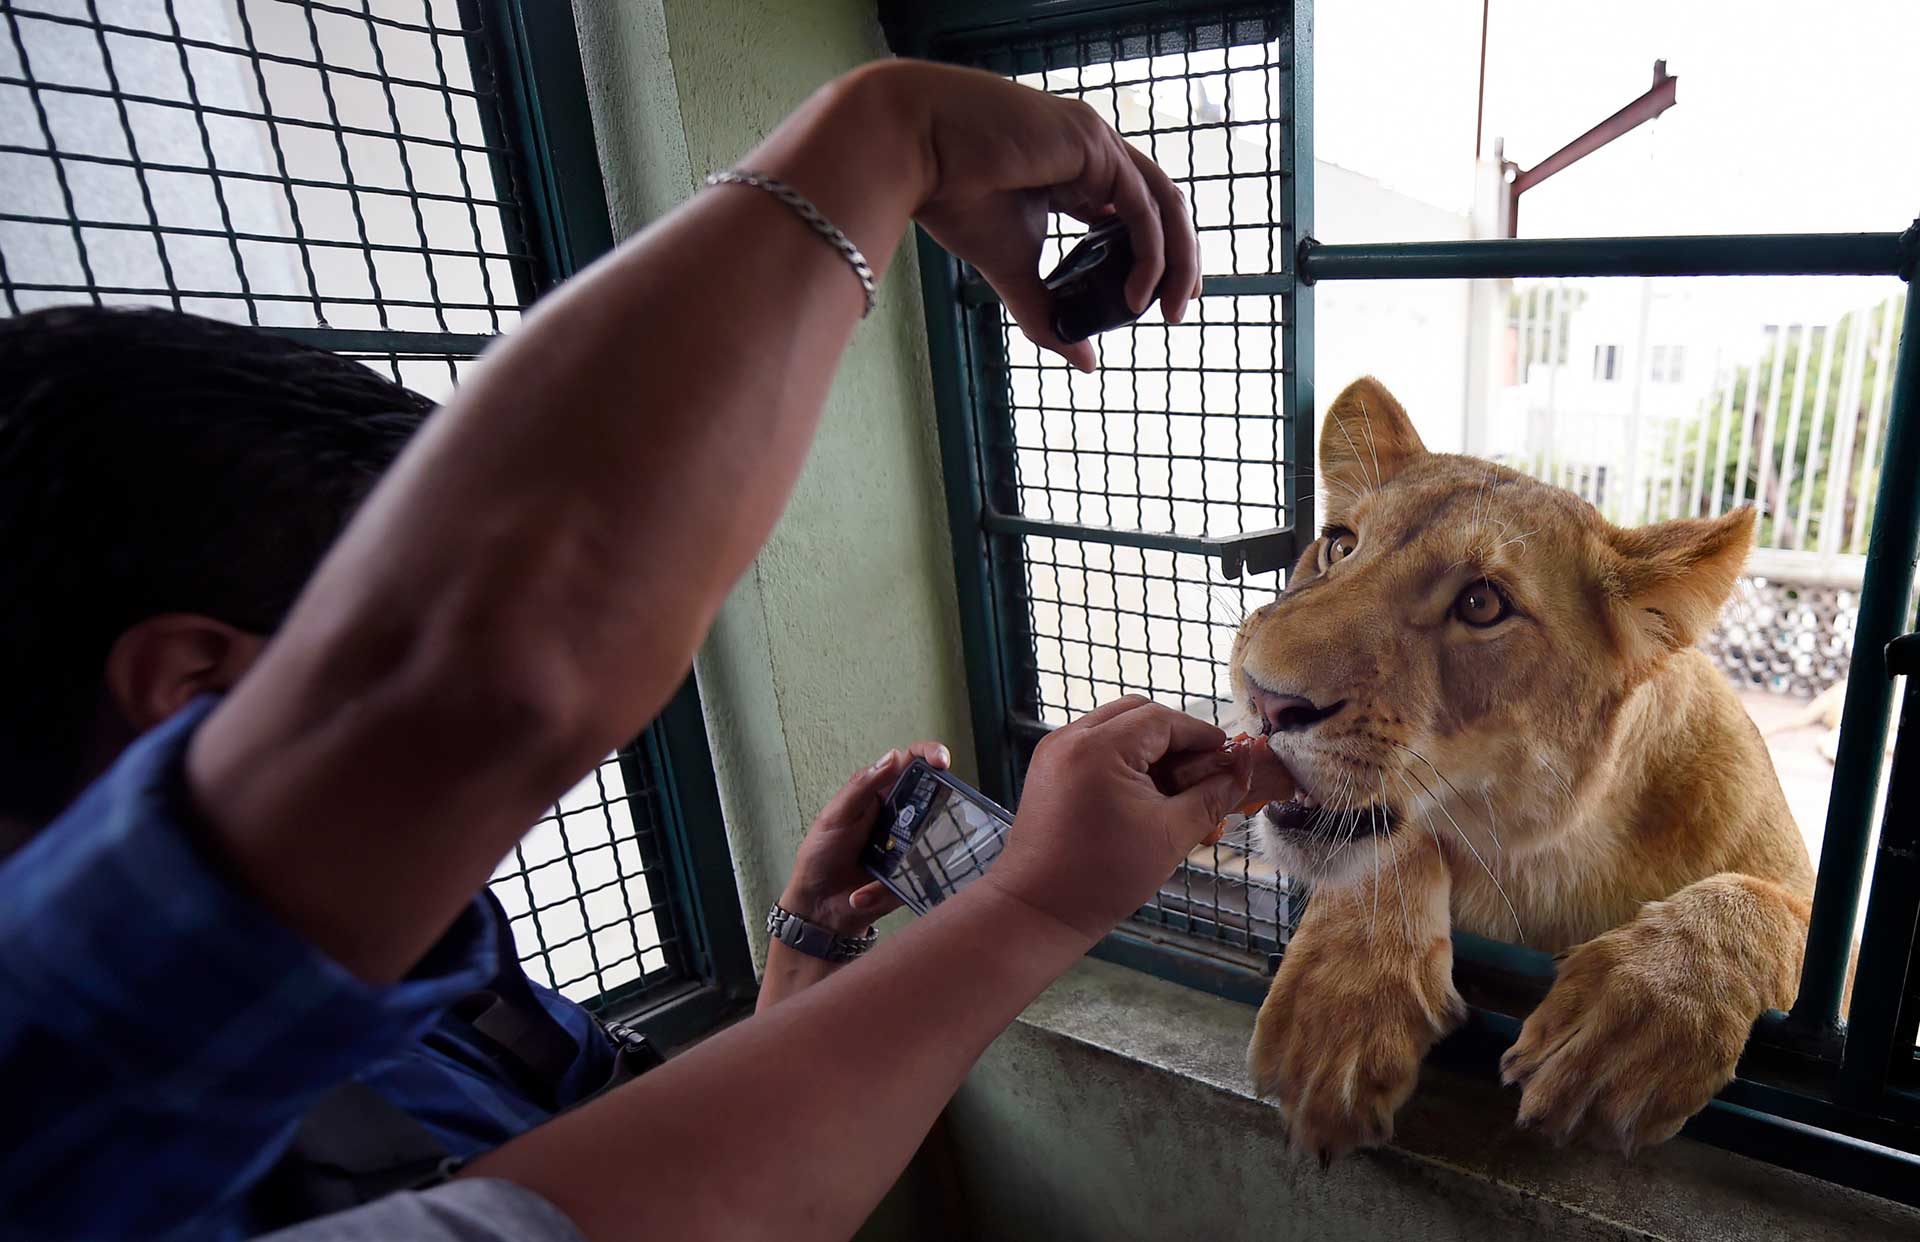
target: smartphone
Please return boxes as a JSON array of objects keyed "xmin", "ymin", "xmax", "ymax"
[
  {"xmin": 864, "ymin": 758, "xmax": 1014, "ymax": 916},
  {"xmin": 1043, "ymin": 216, "xmax": 1142, "ymax": 344}
]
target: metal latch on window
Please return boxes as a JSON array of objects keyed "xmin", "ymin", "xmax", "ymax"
[
  {"xmin": 980, "ymin": 511, "xmax": 1299, "ymax": 580},
  {"xmin": 1887, "ymin": 633, "xmax": 1920, "ymax": 679}
]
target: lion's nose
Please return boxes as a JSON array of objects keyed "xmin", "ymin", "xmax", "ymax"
[{"xmin": 1248, "ymin": 683, "xmax": 1347, "ymax": 734}]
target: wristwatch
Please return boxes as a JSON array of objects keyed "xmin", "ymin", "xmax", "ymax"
[{"xmin": 766, "ymin": 902, "xmax": 876, "ymax": 963}]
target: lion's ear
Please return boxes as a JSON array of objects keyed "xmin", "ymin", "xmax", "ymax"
[
  {"xmin": 1320, "ymin": 378, "xmax": 1425, "ymax": 518},
  {"xmin": 1604, "ymin": 507, "xmax": 1754, "ymax": 663}
]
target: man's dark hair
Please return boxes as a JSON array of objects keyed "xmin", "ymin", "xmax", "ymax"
[{"xmin": 0, "ymin": 306, "xmax": 435, "ymax": 824}]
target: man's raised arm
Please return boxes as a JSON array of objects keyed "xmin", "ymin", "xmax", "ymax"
[{"xmin": 185, "ymin": 61, "xmax": 1199, "ymax": 982}]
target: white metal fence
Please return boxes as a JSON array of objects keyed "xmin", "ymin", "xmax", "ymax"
[{"xmin": 1490, "ymin": 278, "xmax": 1907, "ymax": 592}]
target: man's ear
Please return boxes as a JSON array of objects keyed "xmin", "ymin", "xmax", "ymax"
[
  {"xmin": 103, "ymin": 614, "xmax": 267, "ymax": 734},
  {"xmin": 1319, "ymin": 377, "xmax": 1426, "ymax": 519},
  {"xmin": 1603, "ymin": 507, "xmax": 1755, "ymax": 668}
]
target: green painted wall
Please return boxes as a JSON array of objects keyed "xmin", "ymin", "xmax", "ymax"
[{"xmin": 571, "ymin": 0, "xmax": 974, "ymax": 976}]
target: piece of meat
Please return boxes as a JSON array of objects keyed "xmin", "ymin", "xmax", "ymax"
[
  {"xmin": 1228, "ymin": 733, "xmax": 1297, "ymax": 817},
  {"xmin": 1151, "ymin": 733, "xmax": 1297, "ymax": 844}
]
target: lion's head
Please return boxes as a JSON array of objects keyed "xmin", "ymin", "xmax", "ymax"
[{"xmin": 1231, "ymin": 377, "xmax": 1754, "ymax": 889}]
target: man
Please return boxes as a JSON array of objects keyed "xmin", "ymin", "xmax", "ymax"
[
  {"xmin": 1, "ymin": 59, "xmax": 1248, "ymax": 1241},
  {"xmin": 0, "ymin": 301, "xmax": 950, "ymax": 1235}
]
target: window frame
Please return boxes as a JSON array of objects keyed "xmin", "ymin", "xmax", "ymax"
[
  {"xmin": 887, "ymin": 0, "xmax": 1920, "ymax": 1205},
  {"xmin": 442, "ymin": 0, "xmax": 759, "ymax": 1040}
]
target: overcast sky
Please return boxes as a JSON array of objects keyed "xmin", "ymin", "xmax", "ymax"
[
  {"xmin": 1308, "ymin": 0, "xmax": 1918, "ymax": 325},
  {"xmin": 1316, "ymin": 0, "xmax": 1920, "ymax": 238}
]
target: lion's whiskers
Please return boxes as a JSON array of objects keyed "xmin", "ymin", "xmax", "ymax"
[
  {"xmin": 1333, "ymin": 411, "xmax": 1382, "ymax": 493},
  {"xmin": 1206, "ymin": 586, "xmax": 1248, "ymax": 629},
  {"xmin": 1391, "ymin": 741, "xmax": 1497, "ymax": 856},
  {"xmin": 1394, "ymin": 769, "xmax": 1448, "ymax": 862},
  {"xmin": 1369, "ymin": 829, "xmax": 1383, "ymax": 943},
  {"xmin": 1356, "ymin": 401, "xmax": 1384, "ymax": 495},
  {"xmin": 1398, "ymin": 754, "xmax": 1526, "ymax": 943},
  {"xmin": 1539, "ymin": 755, "xmax": 1578, "ymax": 810},
  {"xmin": 1478, "ymin": 784, "xmax": 1507, "ymax": 857},
  {"xmin": 1381, "ymin": 801, "xmax": 1413, "ymax": 943},
  {"xmin": 1499, "ymin": 525, "xmax": 1540, "ymax": 555}
]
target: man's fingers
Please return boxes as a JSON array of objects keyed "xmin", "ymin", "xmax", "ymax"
[
  {"xmin": 817, "ymin": 747, "xmax": 904, "ymax": 829},
  {"xmin": 814, "ymin": 744, "xmax": 956, "ymax": 829},
  {"xmin": 1125, "ymin": 143, "xmax": 1198, "ymax": 324},
  {"xmin": 993, "ymin": 267, "xmax": 1098, "ymax": 373},
  {"xmin": 1056, "ymin": 202, "xmax": 1117, "ymax": 226},
  {"xmin": 1055, "ymin": 694, "xmax": 1153, "ymax": 739},
  {"xmin": 1171, "ymin": 768, "xmax": 1252, "ymax": 844},
  {"xmin": 1152, "ymin": 746, "xmax": 1233, "ymax": 796},
  {"xmin": 1095, "ymin": 702, "xmax": 1226, "ymax": 770},
  {"xmin": 848, "ymin": 879, "xmax": 903, "ymax": 919},
  {"xmin": 1097, "ymin": 136, "xmax": 1166, "ymax": 315},
  {"xmin": 835, "ymin": 740, "xmax": 950, "ymax": 817},
  {"xmin": 905, "ymin": 740, "xmax": 952, "ymax": 770}
]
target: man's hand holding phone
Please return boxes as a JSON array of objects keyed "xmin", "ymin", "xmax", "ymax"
[{"xmin": 757, "ymin": 741, "xmax": 950, "ymax": 1013}]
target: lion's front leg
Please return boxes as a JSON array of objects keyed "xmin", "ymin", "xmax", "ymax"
[
  {"xmin": 1249, "ymin": 833, "xmax": 1464, "ymax": 1163},
  {"xmin": 1501, "ymin": 871, "xmax": 1810, "ymax": 1154}
]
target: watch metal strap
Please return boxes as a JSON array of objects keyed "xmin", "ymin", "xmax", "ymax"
[{"xmin": 766, "ymin": 903, "xmax": 875, "ymax": 963}]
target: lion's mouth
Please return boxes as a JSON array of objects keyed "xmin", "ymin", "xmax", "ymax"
[
  {"xmin": 1260, "ymin": 778, "xmax": 1397, "ymax": 840},
  {"xmin": 1247, "ymin": 700, "xmax": 1400, "ymax": 841}
]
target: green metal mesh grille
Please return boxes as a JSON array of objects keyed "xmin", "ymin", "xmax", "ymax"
[
  {"xmin": 489, "ymin": 747, "xmax": 690, "ymax": 1013},
  {"xmin": 950, "ymin": 7, "xmax": 1304, "ymax": 959}
]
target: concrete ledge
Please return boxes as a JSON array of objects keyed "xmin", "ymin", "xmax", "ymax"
[{"xmin": 936, "ymin": 957, "xmax": 1920, "ymax": 1241}]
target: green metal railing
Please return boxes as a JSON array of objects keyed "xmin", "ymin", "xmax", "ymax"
[
  {"xmin": 1846, "ymin": 634, "xmax": 1920, "ymax": 1101},
  {"xmin": 1298, "ymin": 231, "xmax": 1910, "ymax": 281},
  {"xmin": 0, "ymin": 0, "xmax": 752, "ymax": 1041},
  {"xmin": 889, "ymin": 0, "xmax": 1920, "ymax": 1204}
]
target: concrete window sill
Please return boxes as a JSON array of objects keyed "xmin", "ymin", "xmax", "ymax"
[{"xmin": 929, "ymin": 956, "xmax": 1920, "ymax": 1241}]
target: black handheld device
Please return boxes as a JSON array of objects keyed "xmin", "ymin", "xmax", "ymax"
[
  {"xmin": 864, "ymin": 759, "xmax": 1014, "ymax": 916},
  {"xmin": 1043, "ymin": 216, "xmax": 1142, "ymax": 344}
]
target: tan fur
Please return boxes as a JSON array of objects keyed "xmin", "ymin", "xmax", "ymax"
[{"xmin": 1236, "ymin": 377, "xmax": 1814, "ymax": 1162}]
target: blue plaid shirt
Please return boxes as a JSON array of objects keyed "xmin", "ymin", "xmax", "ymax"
[{"xmin": 0, "ymin": 699, "xmax": 616, "ymax": 1240}]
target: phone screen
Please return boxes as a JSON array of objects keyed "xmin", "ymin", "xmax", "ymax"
[{"xmin": 865, "ymin": 761, "xmax": 1013, "ymax": 916}]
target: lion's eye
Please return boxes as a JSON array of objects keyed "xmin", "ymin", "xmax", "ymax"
[
  {"xmin": 1319, "ymin": 529, "xmax": 1357, "ymax": 571},
  {"xmin": 1454, "ymin": 581, "xmax": 1510, "ymax": 627}
]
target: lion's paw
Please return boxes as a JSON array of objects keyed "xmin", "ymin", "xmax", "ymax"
[
  {"xmin": 1250, "ymin": 933, "xmax": 1465, "ymax": 1165},
  {"xmin": 1501, "ymin": 927, "xmax": 1748, "ymax": 1154}
]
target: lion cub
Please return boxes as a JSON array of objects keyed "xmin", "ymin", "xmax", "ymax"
[{"xmin": 1235, "ymin": 377, "xmax": 1814, "ymax": 1161}]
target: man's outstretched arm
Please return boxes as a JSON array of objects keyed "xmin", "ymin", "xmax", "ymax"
[{"xmin": 467, "ymin": 701, "xmax": 1250, "ymax": 1242}]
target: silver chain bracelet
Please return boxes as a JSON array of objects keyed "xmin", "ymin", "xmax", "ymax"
[{"xmin": 703, "ymin": 170, "xmax": 876, "ymax": 317}]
